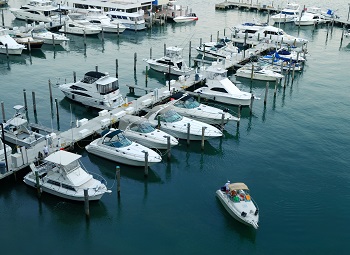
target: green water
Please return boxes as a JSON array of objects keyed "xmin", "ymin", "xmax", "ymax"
[{"xmin": 1, "ymin": 0, "xmax": 350, "ymax": 254}]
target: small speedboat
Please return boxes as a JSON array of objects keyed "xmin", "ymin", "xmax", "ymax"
[
  {"xmin": 29, "ymin": 25, "xmax": 70, "ymax": 45},
  {"xmin": 169, "ymin": 92, "xmax": 240, "ymax": 125},
  {"xmin": 59, "ymin": 13, "xmax": 101, "ymax": 35},
  {"xmin": 23, "ymin": 150, "xmax": 111, "ymax": 201},
  {"xmin": 235, "ymin": 64, "xmax": 284, "ymax": 81},
  {"xmin": 144, "ymin": 104, "xmax": 223, "ymax": 140},
  {"xmin": 86, "ymin": 129, "xmax": 162, "ymax": 167},
  {"xmin": 216, "ymin": 182, "xmax": 259, "ymax": 229},
  {"xmin": 13, "ymin": 35, "xmax": 44, "ymax": 49},
  {"xmin": 173, "ymin": 13, "xmax": 198, "ymax": 23},
  {"xmin": 118, "ymin": 115, "xmax": 179, "ymax": 149},
  {"xmin": 196, "ymin": 38, "xmax": 240, "ymax": 60},
  {"xmin": 0, "ymin": 28, "xmax": 26, "ymax": 55},
  {"xmin": 271, "ymin": 3, "xmax": 301, "ymax": 23}
]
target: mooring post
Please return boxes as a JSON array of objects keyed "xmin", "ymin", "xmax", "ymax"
[
  {"xmin": 250, "ymin": 64, "xmax": 254, "ymax": 80},
  {"xmin": 167, "ymin": 136, "xmax": 171, "ymax": 160},
  {"xmin": 48, "ymin": 79, "xmax": 53, "ymax": 104},
  {"xmin": 274, "ymin": 78, "xmax": 278, "ymax": 97},
  {"xmin": 145, "ymin": 66, "xmax": 148, "ymax": 86},
  {"xmin": 134, "ymin": 52, "xmax": 137, "ymax": 72},
  {"xmin": 1, "ymin": 102, "xmax": 5, "ymax": 123},
  {"xmin": 116, "ymin": 166, "xmax": 120, "ymax": 197},
  {"xmin": 55, "ymin": 98, "xmax": 59, "ymax": 123},
  {"xmin": 144, "ymin": 151, "xmax": 149, "ymax": 177},
  {"xmin": 1, "ymin": 9, "xmax": 4, "ymax": 27},
  {"xmin": 84, "ymin": 189, "xmax": 90, "ymax": 218},
  {"xmin": 199, "ymin": 38, "xmax": 202, "ymax": 47},
  {"xmin": 115, "ymin": 59, "xmax": 119, "ymax": 78},
  {"xmin": 210, "ymin": 34, "xmax": 212, "ymax": 42},
  {"xmin": 73, "ymin": 71, "xmax": 76, "ymax": 83},
  {"xmin": 23, "ymin": 89, "xmax": 28, "ymax": 111},
  {"xmin": 5, "ymin": 43, "xmax": 9, "ymax": 60},
  {"xmin": 164, "ymin": 43, "xmax": 166, "ymax": 56},
  {"xmin": 157, "ymin": 115, "xmax": 161, "ymax": 129},
  {"xmin": 101, "ymin": 27, "xmax": 104, "ymax": 41},
  {"xmin": 27, "ymin": 38, "xmax": 31, "ymax": 53},
  {"xmin": 217, "ymin": 30, "xmax": 219, "ymax": 42},
  {"xmin": 52, "ymin": 34, "xmax": 55, "ymax": 48},
  {"xmin": 150, "ymin": 47, "xmax": 152, "ymax": 59},
  {"xmin": 117, "ymin": 23, "xmax": 120, "ymax": 37},
  {"xmin": 32, "ymin": 91, "xmax": 37, "ymax": 115},
  {"xmin": 201, "ymin": 127, "xmax": 206, "ymax": 150},
  {"xmin": 83, "ymin": 30, "xmax": 86, "ymax": 47},
  {"xmin": 35, "ymin": 171, "xmax": 41, "ymax": 198},
  {"xmin": 187, "ymin": 123, "xmax": 190, "ymax": 146},
  {"xmin": 188, "ymin": 41, "xmax": 191, "ymax": 67},
  {"xmin": 264, "ymin": 82, "xmax": 269, "ymax": 106},
  {"xmin": 220, "ymin": 113, "xmax": 225, "ymax": 131},
  {"xmin": 95, "ymin": 65, "xmax": 98, "ymax": 72}
]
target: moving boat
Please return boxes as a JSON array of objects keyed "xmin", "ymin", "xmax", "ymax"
[
  {"xmin": 59, "ymin": 13, "xmax": 102, "ymax": 35},
  {"xmin": 0, "ymin": 105, "xmax": 46, "ymax": 148},
  {"xmin": 107, "ymin": 10, "xmax": 146, "ymax": 31},
  {"xmin": 86, "ymin": 129, "xmax": 162, "ymax": 166},
  {"xmin": 145, "ymin": 46, "xmax": 193, "ymax": 76},
  {"xmin": 10, "ymin": 0, "xmax": 60, "ymax": 23},
  {"xmin": 216, "ymin": 182, "xmax": 259, "ymax": 229},
  {"xmin": 173, "ymin": 13, "xmax": 198, "ymax": 23},
  {"xmin": 59, "ymin": 71, "xmax": 125, "ymax": 110},
  {"xmin": 235, "ymin": 63, "xmax": 284, "ymax": 81},
  {"xmin": 144, "ymin": 104, "xmax": 223, "ymax": 140},
  {"xmin": 194, "ymin": 62, "xmax": 252, "ymax": 106},
  {"xmin": 271, "ymin": 3, "xmax": 301, "ymax": 23},
  {"xmin": 196, "ymin": 38, "xmax": 241, "ymax": 60},
  {"xmin": 169, "ymin": 92, "xmax": 240, "ymax": 125},
  {"xmin": 0, "ymin": 28, "xmax": 26, "ymax": 55},
  {"xmin": 23, "ymin": 150, "xmax": 111, "ymax": 201},
  {"xmin": 118, "ymin": 115, "xmax": 179, "ymax": 149}
]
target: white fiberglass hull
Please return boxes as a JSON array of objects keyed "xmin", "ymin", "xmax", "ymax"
[
  {"xmin": 23, "ymin": 174, "xmax": 106, "ymax": 201},
  {"xmin": 59, "ymin": 25, "xmax": 101, "ymax": 35},
  {"xmin": 271, "ymin": 15, "xmax": 296, "ymax": 23},
  {"xmin": 216, "ymin": 190, "xmax": 259, "ymax": 229},
  {"xmin": 86, "ymin": 140, "xmax": 162, "ymax": 167},
  {"xmin": 236, "ymin": 69, "xmax": 284, "ymax": 81},
  {"xmin": 10, "ymin": 9, "xmax": 52, "ymax": 23},
  {"xmin": 173, "ymin": 17, "xmax": 197, "ymax": 23},
  {"xmin": 194, "ymin": 89, "xmax": 251, "ymax": 107},
  {"xmin": 123, "ymin": 130, "xmax": 178, "ymax": 150},
  {"xmin": 0, "ymin": 46, "xmax": 24, "ymax": 55},
  {"xmin": 174, "ymin": 108, "xmax": 239, "ymax": 125},
  {"xmin": 146, "ymin": 60, "xmax": 192, "ymax": 76},
  {"xmin": 100, "ymin": 25, "xmax": 126, "ymax": 33},
  {"xmin": 33, "ymin": 34, "xmax": 69, "ymax": 45}
]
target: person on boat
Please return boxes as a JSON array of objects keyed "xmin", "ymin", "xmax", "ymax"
[
  {"xmin": 225, "ymin": 180, "xmax": 230, "ymax": 193},
  {"xmin": 43, "ymin": 145, "xmax": 49, "ymax": 157}
]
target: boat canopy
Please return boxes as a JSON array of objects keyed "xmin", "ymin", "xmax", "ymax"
[
  {"xmin": 7, "ymin": 117, "xmax": 27, "ymax": 127},
  {"xmin": 45, "ymin": 150, "xmax": 81, "ymax": 165},
  {"xmin": 102, "ymin": 129, "xmax": 123, "ymax": 138},
  {"xmin": 228, "ymin": 182, "xmax": 249, "ymax": 191}
]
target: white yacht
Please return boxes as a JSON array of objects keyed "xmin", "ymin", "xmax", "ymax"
[
  {"xmin": 86, "ymin": 129, "xmax": 162, "ymax": 167},
  {"xmin": 59, "ymin": 13, "xmax": 101, "ymax": 35},
  {"xmin": 10, "ymin": 0, "xmax": 59, "ymax": 23},
  {"xmin": 23, "ymin": 150, "xmax": 111, "ymax": 201},
  {"xmin": 1, "ymin": 105, "xmax": 46, "ymax": 148},
  {"xmin": 294, "ymin": 8, "xmax": 328, "ymax": 26},
  {"xmin": 173, "ymin": 13, "xmax": 198, "ymax": 23},
  {"xmin": 107, "ymin": 10, "xmax": 146, "ymax": 31},
  {"xmin": 194, "ymin": 62, "xmax": 252, "ymax": 106},
  {"xmin": 216, "ymin": 182, "xmax": 259, "ymax": 229},
  {"xmin": 196, "ymin": 38, "xmax": 241, "ymax": 60},
  {"xmin": 0, "ymin": 28, "xmax": 26, "ymax": 55},
  {"xmin": 0, "ymin": 138, "xmax": 12, "ymax": 175},
  {"xmin": 235, "ymin": 63, "xmax": 284, "ymax": 81},
  {"xmin": 29, "ymin": 25, "xmax": 70, "ymax": 45},
  {"xmin": 59, "ymin": 71, "xmax": 125, "ymax": 110},
  {"xmin": 170, "ymin": 92, "xmax": 240, "ymax": 125},
  {"xmin": 118, "ymin": 115, "xmax": 179, "ymax": 150},
  {"xmin": 77, "ymin": 9, "xmax": 126, "ymax": 33},
  {"xmin": 145, "ymin": 46, "xmax": 193, "ymax": 76},
  {"xmin": 271, "ymin": 3, "xmax": 301, "ymax": 23},
  {"xmin": 144, "ymin": 104, "xmax": 223, "ymax": 141}
]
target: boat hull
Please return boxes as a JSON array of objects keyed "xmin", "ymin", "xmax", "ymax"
[
  {"xmin": 10, "ymin": 9, "xmax": 52, "ymax": 23},
  {"xmin": 235, "ymin": 70, "xmax": 283, "ymax": 81},
  {"xmin": 0, "ymin": 47, "xmax": 24, "ymax": 55},
  {"xmin": 194, "ymin": 90, "xmax": 251, "ymax": 107},
  {"xmin": 147, "ymin": 60, "xmax": 192, "ymax": 76}
]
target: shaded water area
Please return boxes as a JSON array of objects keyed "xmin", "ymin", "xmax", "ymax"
[{"xmin": 1, "ymin": 0, "xmax": 350, "ymax": 254}]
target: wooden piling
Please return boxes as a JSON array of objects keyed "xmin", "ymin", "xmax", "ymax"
[
  {"xmin": 250, "ymin": 64, "xmax": 254, "ymax": 80},
  {"xmin": 134, "ymin": 52, "xmax": 137, "ymax": 72},
  {"xmin": 55, "ymin": 98, "xmax": 59, "ymax": 123},
  {"xmin": 116, "ymin": 166, "xmax": 120, "ymax": 197},
  {"xmin": 188, "ymin": 41, "xmax": 191, "ymax": 67},
  {"xmin": 144, "ymin": 151, "xmax": 148, "ymax": 177},
  {"xmin": 150, "ymin": 47, "xmax": 152, "ymax": 59},
  {"xmin": 164, "ymin": 43, "xmax": 166, "ymax": 56},
  {"xmin": 27, "ymin": 38, "xmax": 31, "ymax": 52},
  {"xmin": 220, "ymin": 113, "xmax": 225, "ymax": 131},
  {"xmin": 101, "ymin": 27, "xmax": 104, "ymax": 41},
  {"xmin": 201, "ymin": 127, "xmax": 206, "ymax": 150},
  {"xmin": 145, "ymin": 66, "xmax": 148, "ymax": 86},
  {"xmin": 167, "ymin": 136, "xmax": 171, "ymax": 160},
  {"xmin": 115, "ymin": 59, "xmax": 118, "ymax": 78},
  {"xmin": 23, "ymin": 89, "xmax": 28, "ymax": 111},
  {"xmin": 199, "ymin": 38, "xmax": 202, "ymax": 47},
  {"xmin": 35, "ymin": 171, "xmax": 41, "ymax": 198},
  {"xmin": 187, "ymin": 123, "xmax": 190, "ymax": 146},
  {"xmin": 157, "ymin": 115, "xmax": 161, "ymax": 129},
  {"xmin": 83, "ymin": 30, "xmax": 86, "ymax": 47},
  {"xmin": 95, "ymin": 65, "xmax": 98, "ymax": 72},
  {"xmin": 264, "ymin": 82, "xmax": 269, "ymax": 106},
  {"xmin": 249, "ymin": 94, "xmax": 254, "ymax": 115},
  {"xmin": 5, "ymin": 43, "xmax": 9, "ymax": 60},
  {"xmin": 1, "ymin": 101, "xmax": 5, "ymax": 123},
  {"xmin": 117, "ymin": 23, "xmax": 120, "ymax": 37},
  {"xmin": 32, "ymin": 91, "xmax": 37, "ymax": 114},
  {"xmin": 73, "ymin": 71, "xmax": 76, "ymax": 83},
  {"xmin": 217, "ymin": 31, "xmax": 219, "ymax": 42},
  {"xmin": 274, "ymin": 78, "xmax": 278, "ymax": 97},
  {"xmin": 52, "ymin": 34, "xmax": 55, "ymax": 48},
  {"xmin": 84, "ymin": 189, "xmax": 90, "ymax": 218}
]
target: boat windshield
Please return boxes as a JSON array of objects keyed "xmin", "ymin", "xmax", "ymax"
[
  {"xmin": 160, "ymin": 110, "xmax": 183, "ymax": 123},
  {"xmin": 206, "ymin": 70, "xmax": 227, "ymax": 79},
  {"xmin": 175, "ymin": 97, "xmax": 200, "ymax": 109},
  {"xmin": 33, "ymin": 27, "xmax": 48, "ymax": 33},
  {"xmin": 63, "ymin": 160, "xmax": 80, "ymax": 174},
  {"xmin": 97, "ymin": 81, "xmax": 118, "ymax": 95},
  {"xmin": 131, "ymin": 122, "xmax": 155, "ymax": 133},
  {"xmin": 104, "ymin": 132, "xmax": 132, "ymax": 148}
]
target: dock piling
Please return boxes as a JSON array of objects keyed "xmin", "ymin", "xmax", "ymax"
[
  {"xmin": 55, "ymin": 98, "xmax": 60, "ymax": 126},
  {"xmin": 116, "ymin": 166, "xmax": 121, "ymax": 197},
  {"xmin": 274, "ymin": 78, "xmax": 278, "ymax": 97},
  {"xmin": 52, "ymin": 34, "xmax": 55, "ymax": 48},
  {"xmin": 201, "ymin": 127, "xmax": 206, "ymax": 150},
  {"xmin": 95, "ymin": 65, "xmax": 98, "ymax": 72},
  {"xmin": 115, "ymin": 59, "xmax": 118, "ymax": 78},
  {"xmin": 145, "ymin": 66, "xmax": 148, "ymax": 86},
  {"xmin": 27, "ymin": 38, "xmax": 31, "ymax": 53},
  {"xmin": 73, "ymin": 71, "xmax": 76, "ymax": 83},
  {"xmin": 150, "ymin": 47, "xmax": 152, "ymax": 59},
  {"xmin": 188, "ymin": 41, "xmax": 191, "ymax": 67},
  {"xmin": 5, "ymin": 43, "xmax": 9, "ymax": 60},
  {"xmin": 84, "ymin": 189, "xmax": 90, "ymax": 218},
  {"xmin": 144, "ymin": 151, "xmax": 149, "ymax": 177},
  {"xmin": 35, "ymin": 171, "xmax": 41, "ymax": 198},
  {"xmin": 1, "ymin": 102, "xmax": 5, "ymax": 123},
  {"xmin": 264, "ymin": 82, "xmax": 269, "ymax": 106},
  {"xmin": 23, "ymin": 89, "xmax": 28, "ymax": 111},
  {"xmin": 48, "ymin": 80, "xmax": 53, "ymax": 103},
  {"xmin": 220, "ymin": 113, "xmax": 225, "ymax": 131},
  {"xmin": 167, "ymin": 136, "xmax": 171, "ymax": 160},
  {"xmin": 164, "ymin": 43, "xmax": 166, "ymax": 56},
  {"xmin": 32, "ymin": 91, "xmax": 37, "ymax": 115},
  {"xmin": 134, "ymin": 52, "xmax": 137, "ymax": 72},
  {"xmin": 187, "ymin": 123, "xmax": 190, "ymax": 146}
]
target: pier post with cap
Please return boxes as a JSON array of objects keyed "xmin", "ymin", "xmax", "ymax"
[
  {"xmin": 115, "ymin": 59, "xmax": 119, "ymax": 78},
  {"xmin": 116, "ymin": 166, "xmax": 121, "ymax": 197},
  {"xmin": 201, "ymin": 127, "xmax": 206, "ymax": 150},
  {"xmin": 187, "ymin": 123, "xmax": 190, "ymax": 146},
  {"xmin": 23, "ymin": 89, "xmax": 28, "ymax": 111},
  {"xmin": 32, "ymin": 91, "xmax": 37, "ymax": 115},
  {"xmin": 84, "ymin": 189, "xmax": 90, "ymax": 218},
  {"xmin": 1, "ymin": 102, "xmax": 5, "ymax": 123},
  {"xmin": 48, "ymin": 80, "xmax": 53, "ymax": 104},
  {"xmin": 167, "ymin": 136, "xmax": 171, "ymax": 160},
  {"xmin": 144, "ymin": 151, "xmax": 149, "ymax": 177}
]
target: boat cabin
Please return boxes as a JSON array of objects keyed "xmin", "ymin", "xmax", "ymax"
[{"xmin": 81, "ymin": 71, "xmax": 119, "ymax": 95}]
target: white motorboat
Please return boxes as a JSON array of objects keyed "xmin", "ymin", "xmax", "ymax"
[
  {"xmin": 271, "ymin": 48, "xmax": 306, "ymax": 62},
  {"xmin": 173, "ymin": 13, "xmax": 198, "ymax": 23},
  {"xmin": 194, "ymin": 62, "xmax": 252, "ymax": 106},
  {"xmin": 31, "ymin": 25, "xmax": 69, "ymax": 45},
  {"xmin": 169, "ymin": 92, "xmax": 240, "ymax": 125},
  {"xmin": 196, "ymin": 38, "xmax": 241, "ymax": 60},
  {"xmin": 12, "ymin": 34, "xmax": 44, "ymax": 49},
  {"xmin": 10, "ymin": 0, "xmax": 59, "ymax": 23},
  {"xmin": 118, "ymin": 115, "xmax": 179, "ymax": 149},
  {"xmin": 59, "ymin": 13, "xmax": 101, "ymax": 35},
  {"xmin": 144, "ymin": 104, "xmax": 223, "ymax": 140},
  {"xmin": 59, "ymin": 71, "xmax": 125, "ymax": 110},
  {"xmin": 271, "ymin": 3, "xmax": 301, "ymax": 23},
  {"xmin": 86, "ymin": 129, "xmax": 162, "ymax": 167},
  {"xmin": 107, "ymin": 10, "xmax": 146, "ymax": 31},
  {"xmin": 259, "ymin": 57, "xmax": 303, "ymax": 72},
  {"xmin": 77, "ymin": 9, "xmax": 126, "ymax": 33},
  {"xmin": 23, "ymin": 150, "xmax": 111, "ymax": 201},
  {"xmin": 294, "ymin": 10, "xmax": 328, "ymax": 26},
  {"xmin": 235, "ymin": 63, "xmax": 284, "ymax": 81},
  {"xmin": 0, "ymin": 105, "xmax": 46, "ymax": 148},
  {"xmin": 216, "ymin": 182, "xmax": 259, "ymax": 229},
  {"xmin": 145, "ymin": 46, "xmax": 193, "ymax": 76},
  {"xmin": 0, "ymin": 28, "xmax": 26, "ymax": 55}
]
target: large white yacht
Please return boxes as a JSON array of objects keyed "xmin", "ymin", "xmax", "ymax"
[
  {"xmin": 59, "ymin": 13, "xmax": 101, "ymax": 35},
  {"xmin": 271, "ymin": 3, "xmax": 301, "ymax": 23},
  {"xmin": 59, "ymin": 71, "xmax": 125, "ymax": 110},
  {"xmin": 194, "ymin": 62, "xmax": 252, "ymax": 106},
  {"xmin": 235, "ymin": 63, "xmax": 284, "ymax": 81},
  {"xmin": 86, "ymin": 129, "xmax": 162, "ymax": 167},
  {"xmin": 145, "ymin": 46, "xmax": 193, "ymax": 76},
  {"xmin": 23, "ymin": 150, "xmax": 111, "ymax": 201},
  {"xmin": 107, "ymin": 10, "xmax": 146, "ymax": 31},
  {"xmin": 118, "ymin": 115, "xmax": 179, "ymax": 150},
  {"xmin": 10, "ymin": 0, "xmax": 59, "ymax": 23},
  {"xmin": 0, "ymin": 28, "xmax": 26, "ymax": 55}
]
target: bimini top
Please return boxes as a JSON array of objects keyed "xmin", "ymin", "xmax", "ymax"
[
  {"xmin": 101, "ymin": 129, "xmax": 123, "ymax": 138},
  {"xmin": 45, "ymin": 150, "xmax": 81, "ymax": 166},
  {"xmin": 228, "ymin": 182, "xmax": 249, "ymax": 191}
]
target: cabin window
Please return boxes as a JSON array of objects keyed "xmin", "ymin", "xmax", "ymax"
[
  {"xmin": 159, "ymin": 110, "xmax": 183, "ymax": 123},
  {"xmin": 62, "ymin": 184, "xmax": 76, "ymax": 191},
  {"xmin": 131, "ymin": 122, "xmax": 155, "ymax": 133},
  {"xmin": 72, "ymin": 91, "xmax": 92, "ymax": 97},
  {"xmin": 211, "ymin": 87, "xmax": 228, "ymax": 93},
  {"xmin": 70, "ymin": 85, "xmax": 87, "ymax": 91},
  {"xmin": 47, "ymin": 180, "xmax": 60, "ymax": 187},
  {"xmin": 64, "ymin": 161, "xmax": 79, "ymax": 173},
  {"xmin": 97, "ymin": 80, "xmax": 119, "ymax": 95}
]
